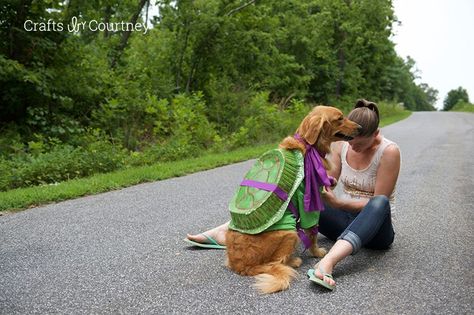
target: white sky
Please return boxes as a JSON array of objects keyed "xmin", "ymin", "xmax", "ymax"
[{"xmin": 391, "ymin": 0, "xmax": 474, "ymax": 109}]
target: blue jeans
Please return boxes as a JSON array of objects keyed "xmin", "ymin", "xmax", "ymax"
[{"xmin": 319, "ymin": 195, "xmax": 395, "ymax": 254}]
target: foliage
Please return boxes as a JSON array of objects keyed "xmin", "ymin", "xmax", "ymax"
[
  {"xmin": 443, "ymin": 87, "xmax": 470, "ymax": 111},
  {"xmin": 223, "ymin": 93, "xmax": 310, "ymax": 149},
  {"xmin": 0, "ymin": 142, "xmax": 278, "ymax": 212},
  {"xmin": 0, "ymin": 92, "xmax": 309, "ymax": 191},
  {"xmin": 0, "ymin": 133, "xmax": 128, "ymax": 191},
  {"xmin": 0, "ymin": 0, "xmax": 436, "ymax": 191},
  {"xmin": 450, "ymin": 100, "xmax": 474, "ymax": 113}
]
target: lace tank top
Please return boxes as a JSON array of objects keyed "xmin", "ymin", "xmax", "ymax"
[{"xmin": 340, "ymin": 137, "xmax": 398, "ymax": 217}]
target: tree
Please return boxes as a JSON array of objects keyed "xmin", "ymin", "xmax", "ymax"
[
  {"xmin": 419, "ymin": 83, "xmax": 438, "ymax": 107},
  {"xmin": 1, "ymin": 0, "xmax": 438, "ymax": 150},
  {"xmin": 443, "ymin": 87, "xmax": 469, "ymax": 111},
  {"xmin": 110, "ymin": 0, "xmax": 149, "ymax": 68}
]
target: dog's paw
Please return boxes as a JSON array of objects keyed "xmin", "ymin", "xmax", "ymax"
[
  {"xmin": 225, "ymin": 256, "xmax": 230, "ymax": 268},
  {"xmin": 310, "ymin": 246, "xmax": 327, "ymax": 258},
  {"xmin": 288, "ymin": 257, "xmax": 302, "ymax": 268}
]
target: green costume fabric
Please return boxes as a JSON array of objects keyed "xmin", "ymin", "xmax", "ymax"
[
  {"xmin": 264, "ymin": 181, "xmax": 319, "ymax": 232},
  {"xmin": 228, "ymin": 148, "xmax": 321, "ymax": 236},
  {"xmin": 228, "ymin": 149, "xmax": 305, "ymax": 234}
]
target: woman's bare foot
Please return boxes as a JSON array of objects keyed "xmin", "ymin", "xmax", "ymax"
[
  {"xmin": 314, "ymin": 257, "xmax": 336, "ymax": 287},
  {"xmin": 313, "ymin": 239, "xmax": 353, "ymax": 287},
  {"xmin": 186, "ymin": 222, "xmax": 229, "ymax": 246}
]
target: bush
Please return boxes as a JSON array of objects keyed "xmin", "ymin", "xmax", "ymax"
[
  {"xmin": 0, "ymin": 124, "xmax": 25, "ymax": 158},
  {"xmin": 0, "ymin": 94, "xmax": 316, "ymax": 192},
  {"xmin": 451, "ymin": 100, "xmax": 474, "ymax": 112},
  {"xmin": 127, "ymin": 138, "xmax": 201, "ymax": 166},
  {"xmin": 0, "ymin": 158, "xmax": 14, "ymax": 191},
  {"xmin": 377, "ymin": 100, "xmax": 407, "ymax": 118},
  {"xmin": 93, "ymin": 91, "xmax": 218, "ymax": 151},
  {"xmin": 0, "ymin": 138, "xmax": 128, "ymax": 191},
  {"xmin": 212, "ymin": 93, "xmax": 310, "ymax": 151},
  {"xmin": 168, "ymin": 93, "xmax": 217, "ymax": 149}
]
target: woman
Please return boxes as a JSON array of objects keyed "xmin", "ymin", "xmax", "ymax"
[{"xmin": 186, "ymin": 99, "xmax": 401, "ymax": 290}]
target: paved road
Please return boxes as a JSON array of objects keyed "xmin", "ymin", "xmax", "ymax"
[{"xmin": 1, "ymin": 112, "xmax": 473, "ymax": 314}]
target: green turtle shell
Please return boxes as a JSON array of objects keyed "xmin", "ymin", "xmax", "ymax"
[{"xmin": 228, "ymin": 148, "xmax": 304, "ymax": 234}]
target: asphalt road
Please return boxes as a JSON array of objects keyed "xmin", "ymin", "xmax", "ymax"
[{"xmin": 1, "ymin": 112, "xmax": 473, "ymax": 314}]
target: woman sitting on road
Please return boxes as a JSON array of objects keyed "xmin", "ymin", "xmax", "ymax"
[{"xmin": 186, "ymin": 99, "xmax": 401, "ymax": 290}]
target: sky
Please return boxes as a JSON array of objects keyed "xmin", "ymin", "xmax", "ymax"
[{"xmin": 391, "ymin": 0, "xmax": 474, "ymax": 110}]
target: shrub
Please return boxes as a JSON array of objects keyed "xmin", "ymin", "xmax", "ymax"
[
  {"xmin": 0, "ymin": 158, "xmax": 13, "ymax": 191},
  {"xmin": 377, "ymin": 100, "xmax": 407, "ymax": 118},
  {"xmin": 215, "ymin": 93, "xmax": 310, "ymax": 151},
  {"xmin": 451, "ymin": 100, "xmax": 474, "ymax": 112},
  {"xmin": 168, "ymin": 93, "xmax": 217, "ymax": 149},
  {"xmin": 0, "ymin": 138, "xmax": 128, "ymax": 191}
]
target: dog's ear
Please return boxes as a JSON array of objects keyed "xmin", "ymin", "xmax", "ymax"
[{"xmin": 298, "ymin": 112, "xmax": 327, "ymax": 145}]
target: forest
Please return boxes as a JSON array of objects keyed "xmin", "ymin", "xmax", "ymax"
[{"xmin": 0, "ymin": 0, "xmax": 438, "ymax": 192}]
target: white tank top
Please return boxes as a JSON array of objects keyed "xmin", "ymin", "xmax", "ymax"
[{"xmin": 339, "ymin": 136, "xmax": 398, "ymax": 217}]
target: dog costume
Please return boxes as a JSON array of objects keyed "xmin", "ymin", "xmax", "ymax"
[{"xmin": 228, "ymin": 134, "xmax": 334, "ymax": 248}]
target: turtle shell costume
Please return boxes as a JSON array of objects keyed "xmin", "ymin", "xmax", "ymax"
[{"xmin": 228, "ymin": 135, "xmax": 335, "ymax": 249}]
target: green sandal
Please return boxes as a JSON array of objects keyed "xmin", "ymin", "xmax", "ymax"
[
  {"xmin": 307, "ymin": 264, "xmax": 335, "ymax": 290},
  {"xmin": 184, "ymin": 233, "xmax": 226, "ymax": 250}
]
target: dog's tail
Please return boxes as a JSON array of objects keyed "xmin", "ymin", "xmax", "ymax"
[{"xmin": 250, "ymin": 263, "xmax": 298, "ymax": 294}]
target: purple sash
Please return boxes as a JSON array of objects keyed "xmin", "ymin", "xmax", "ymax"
[
  {"xmin": 294, "ymin": 133, "xmax": 332, "ymax": 212},
  {"xmin": 240, "ymin": 179, "xmax": 314, "ymax": 249},
  {"xmin": 240, "ymin": 179, "xmax": 292, "ymax": 204}
]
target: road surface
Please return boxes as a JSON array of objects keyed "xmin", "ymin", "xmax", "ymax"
[{"xmin": 1, "ymin": 112, "xmax": 473, "ymax": 314}]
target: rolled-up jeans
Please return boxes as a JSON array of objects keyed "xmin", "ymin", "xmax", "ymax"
[{"xmin": 319, "ymin": 195, "xmax": 395, "ymax": 254}]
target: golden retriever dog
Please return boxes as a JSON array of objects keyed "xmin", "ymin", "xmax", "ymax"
[{"xmin": 225, "ymin": 105, "xmax": 360, "ymax": 294}]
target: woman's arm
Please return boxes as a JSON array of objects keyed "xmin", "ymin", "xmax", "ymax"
[
  {"xmin": 323, "ymin": 144, "xmax": 401, "ymax": 213},
  {"xmin": 327, "ymin": 141, "xmax": 343, "ymax": 180},
  {"xmin": 323, "ymin": 189, "xmax": 369, "ymax": 213},
  {"xmin": 323, "ymin": 141, "xmax": 368, "ymax": 212},
  {"xmin": 373, "ymin": 144, "xmax": 401, "ymax": 198}
]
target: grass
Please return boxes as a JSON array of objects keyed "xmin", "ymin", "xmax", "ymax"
[
  {"xmin": 451, "ymin": 101, "xmax": 474, "ymax": 113},
  {"xmin": 0, "ymin": 111, "xmax": 412, "ymax": 213},
  {"xmin": 379, "ymin": 110, "xmax": 412, "ymax": 127},
  {"xmin": 0, "ymin": 144, "xmax": 275, "ymax": 212}
]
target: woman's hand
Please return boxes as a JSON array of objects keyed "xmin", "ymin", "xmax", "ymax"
[
  {"xmin": 321, "ymin": 187, "xmax": 341, "ymax": 209},
  {"xmin": 328, "ymin": 176, "xmax": 338, "ymax": 189},
  {"xmin": 322, "ymin": 187, "xmax": 369, "ymax": 213}
]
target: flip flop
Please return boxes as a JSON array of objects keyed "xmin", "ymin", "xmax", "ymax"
[
  {"xmin": 184, "ymin": 233, "xmax": 226, "ymax": 250},
  {"xmin": 307, "ymin": 264, "xmax": 335, "ymax": 290}
]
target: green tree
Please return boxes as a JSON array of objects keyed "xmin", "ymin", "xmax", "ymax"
[
  {"xmin": 381, "ymin": 55, "xmax": 436, "ymax": 111},
  {"xmin": 1, "ymin": 0, "xmax": 438, "ymax": 155},
  {"xmin": 443, "ymin": 87, "xmax": 469, "ymax": 111}
]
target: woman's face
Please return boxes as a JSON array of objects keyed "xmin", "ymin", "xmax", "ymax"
[{"xmin": 348, "ymin": 131, "xmax": 378, "ymax": 153}]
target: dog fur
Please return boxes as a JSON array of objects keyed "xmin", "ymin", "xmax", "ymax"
[{"xmin": 225, "ymin": 105, "xmax": 360, "ymax": 294}]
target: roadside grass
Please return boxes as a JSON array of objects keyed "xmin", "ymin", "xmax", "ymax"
[
  {"xmin": 379, "ymin": 110, "xmax": 412, "ymax": 127},
  {"xmin": 0, "ymin": 144, "xmax": 275, "ymax": 213},
  {"xmin": 451, "ymin": 101, "xmax": 474, "ymax": 112},
  {"xmin": 0, "ymin": 111, "xmax": 411, "ymax": 213}
]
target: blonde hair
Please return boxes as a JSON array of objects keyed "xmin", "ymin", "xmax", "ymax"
[{"xmin": 348, "ymin": 99, "xmax": 380, "ymax": 136}]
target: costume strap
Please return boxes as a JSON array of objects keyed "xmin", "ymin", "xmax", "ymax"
[
  {"xmin": 240, "ymin": 179, "xmax": 290, "ymax": 202},
  {"xmin": 240, "ymin": 179, "xmax": 314, "ymax": 249},
  {"xmin": 286, "ymin": 202, "xmax": 315, "ymax": 250}
]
